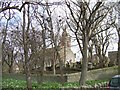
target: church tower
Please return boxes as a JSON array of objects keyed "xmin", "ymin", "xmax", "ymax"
[
  {"xmin": 60, "ymin": 29, "xmax": 71, "ymax": 48},
  {"xmin": 59, "ymin": 28, "xmax": 72, "ymax": 66}
]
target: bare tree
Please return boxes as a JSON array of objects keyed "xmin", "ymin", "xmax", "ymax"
[
  {"xmin": 10, "ymin": 29, "xmax": 25, "ymax": 73},
  {"xmin": 116, "ymin": 2, "xmax": 120, "ymax": 75},
  {"xmin": 0, "ymin": 2, "xmax": 33, "ymax": 13},
  {"xmin": 118, "ymin": 26, "xmax": 120, "ymax": 75},
  {"xmin": 1, "ymin": 5, "xmax": 17, "ymax": 73},
  {"xmin": 109, "ymin": 1, "xmax": 120, "ymax": 74},
  {"xmin": 33, "ymin": 1, "xmax": 66, "ymax": 83},
  {"xmin": 22, "ymin": 4, "xmax": 32, "ymax": 90},
  {"xmin": 65, "ymin": 1, "xmax": 115, "ymax": 86},
  {"xmin": 113, "ymin": 2, "xmax": 120, "ymax": 74},
  {"xmin": 45, "ymin": 2, "xmax": 67, "ymax": 83},
  {"xmin": 92, "ymin": 29, "xmax": 115, "ymax": 68},
  {"xmin": 1, "ymin": 0, "xmax": 66, "ymax": 88}
]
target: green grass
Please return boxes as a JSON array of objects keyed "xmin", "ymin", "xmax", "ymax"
[
  {"xmin": 2, "ymin": 79, "xmax": 26, "ymax": 88},
  {"xmin": 63, "ymin": 82, "xmax": 79, "ymax": 88},
  {"xmin": 86, "ymin": 79, "xmax": 108, "ymax": 86},
  {"xmin": 2, "ymin": 78, "xmax": 109, "ymax": 89}
]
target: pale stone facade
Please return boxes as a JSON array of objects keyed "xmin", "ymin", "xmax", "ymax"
[{"xmin": 41, "ymin": 30, "xmax": 75, "ymax": 68}]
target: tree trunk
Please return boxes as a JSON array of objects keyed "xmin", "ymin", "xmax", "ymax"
[
  {"xmin": 56, "ymin": 47, "xmax": 65, "ymax": 84},
  {"xmin": 39, "ymin": 30, "xmax": 46, "ymax": 84},
  {"xmin": 22, "ymin": 5, "xmax": 32, "ymax": 90},
  {"xmin": 59, "ymin": 55, "xmax": 65, "ymax": 84},
  {"xmin": 118, "ymin": 29, "xmax": 120, "ymax": 74},
  {"xmin": 53, "ymin": 49, "xmax": 56, "ymax": 75},
  {"xmin": 9, "ymin": 49, "xmax": 14, "ymax": 73},
  {"xmin": 8, "ymin": 65, "xmax": 13, "ymax": 73},
  {"xmin": 98, "ymin": 54, "xmax": 104, "ymax": 68},
  {"xmin": 79, "ymin": 35, "xmax": 88, "ymax": 86},
  {"xmin": 25, "ymin": 61, "xmax": 32, "ymax": 90}
]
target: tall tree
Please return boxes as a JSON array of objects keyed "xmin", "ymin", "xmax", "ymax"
[
  {"xmin": 22, "ymin": 4, "xmax": 32, "ymax": 90},
  {"xmin": 116, "ymin": 2, "xmax": 120, "ymax": 75},
  {"xmin": 92, "ymin": 29, "xmax": 114, "ymax": 68},
  {"xmin": 33, "ymin": 1, "xmax": 65, "ymax": 83},
  {"xmin": 65, "ymin": 1, "xmax": 114, "ymax": 86},
  {"xmin": 114, "ymin": 2, "xmax": 120, "ymax": 74},
  {"xmin": 45, "ymin": 2, "xmax": 66, "ymax": 83},
  {"xmin": 1, "ymin": 6, "xmax": 17, "ymax": 73}
]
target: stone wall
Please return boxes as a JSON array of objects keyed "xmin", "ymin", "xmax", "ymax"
[
  {"xmin": 87, "ymin": 66, "xmax": 118, "ymax": 80},
  {"xmin": 66, "ymin": 72, "xmax": 80, "ymax": 82},
  {"xmin": 66, "ymin": 66, "xmax": 118, "ymax": 82},
  {"xmin": 3, "ymin": 66, "xmax": 118, "ymax": 83},
  {"xmin": 108, "ymin": 51, "xmax": 118, "ymax": 65}
]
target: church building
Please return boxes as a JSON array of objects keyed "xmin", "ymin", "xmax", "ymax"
[{"xmin": 41, "ymin": 29, "xmax": 76, "ymax": 69}]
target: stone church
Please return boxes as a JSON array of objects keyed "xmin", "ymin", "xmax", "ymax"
[{"xmin": 40, "ymin": 29, "xmax": 76, "ymax": 68}]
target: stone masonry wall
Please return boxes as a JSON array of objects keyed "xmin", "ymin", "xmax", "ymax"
[
  {"xmin": 65, "ymin": 66, "xmax": 117, "ymax": 82},
  {"xmin": 108, "ymin": 51, "xmax": 118, "ymax": 65},
  {"xmin": 3, "ymin": 66, "xmax": 118, "ymax": 83}
]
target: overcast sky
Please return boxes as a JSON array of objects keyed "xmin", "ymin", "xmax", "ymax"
[{"xmin": 0, "ymin": 0, "xmax": 119, "ymax": 61}]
